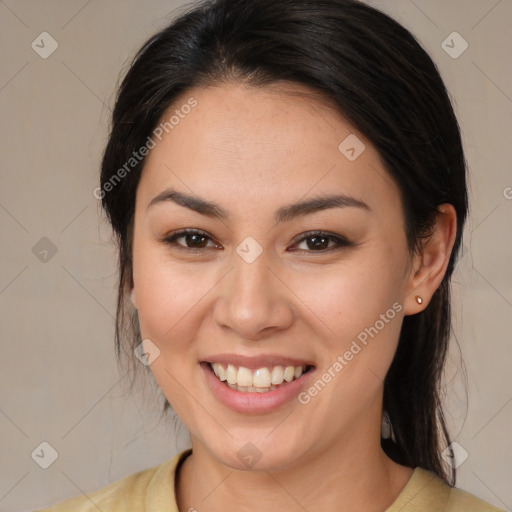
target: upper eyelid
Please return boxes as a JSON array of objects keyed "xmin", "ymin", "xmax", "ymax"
[
  {"xmin": 163, "ymin": 228, "xmax": 351, "ymax": 248},
  {"xmin": 161, "ymin": 229, "xmax": 219, "ymax": 249}
]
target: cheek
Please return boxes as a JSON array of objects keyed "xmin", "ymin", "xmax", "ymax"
[
  {"xmin": 134, "ymin": 260, "xmax": 212, "ymax": 342},
  {"xmin": 289, "ymin": 249, "xmax": 406, "ymax": 398},
  {"xmin": 132, "ymin": 251, "xmax": 212, "ymax": 417},
  {"xmin": 132, "ymin": 238, "xmax": 192, "ymax": 338},
  {"xmin": 295, "ymin": 268, "xmax": 405, "ymax": 414},
  {"xmin": 291, "ymin": 259, "xmax": 404, "ymax": 340}
]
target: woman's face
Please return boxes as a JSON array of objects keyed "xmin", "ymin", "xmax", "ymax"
[{"xmin": 131, "ymin": 82, "xmax": 418, "ymax": 470}]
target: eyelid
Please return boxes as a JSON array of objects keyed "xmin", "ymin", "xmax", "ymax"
[
  {"xmin": 161, "ymin": 228, "xmax": 353, "ymax": 254},
  {"xmin": 289, "ymin": 230, "xmax": 353, "ymax": 254},
  {"xmin": 160, "ymin": 228, "xmax": 220, "ymax": 252},
  {"xmin": 290, "ymin": 230, "xmax": 351, "ymax": 246}
]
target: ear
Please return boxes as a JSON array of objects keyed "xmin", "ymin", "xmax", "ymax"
[
  {"xmin": 403, "ymin": 204, "xmax": 457, "ymax": 316},
  {"xmin": 130, "ymin": 288, "xmax": 138, "ymax": 310}
]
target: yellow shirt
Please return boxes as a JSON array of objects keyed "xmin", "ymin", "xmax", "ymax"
[{"xmin": 35, "ymin": 448, "xmax": 504, "ymax": 512}]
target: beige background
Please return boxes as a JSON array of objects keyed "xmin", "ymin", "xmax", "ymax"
[{"xmin": 0, "ymin": 1, "xmax": 510, "ymax": 510}]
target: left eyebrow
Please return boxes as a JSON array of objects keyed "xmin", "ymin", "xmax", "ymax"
[
  {"xmin": 275, "ymin": 194, "xmax": 370, "ymax": 222},
  {"xmin": 147, "ymin": 188, "xmax": 370, "ymax": 222}
]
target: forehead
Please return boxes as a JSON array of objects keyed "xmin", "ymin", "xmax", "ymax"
[{"xmin": 137, "ymin": 81, "xmax": 400, "ymax": 218}]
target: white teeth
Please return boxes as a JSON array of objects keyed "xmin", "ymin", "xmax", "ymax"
[
  {"xmin": 226, "ymin": 383, "xmax": 280, "ymax": 393},
  {"xmin": 284, "ymin": 366, "xmax": 295, "ymax": 382},
  {"xmin": 215, "ymin": 363, "xmax": 227, "ymax": 381},
  {"xmin": 237, "ymin": 366, "xmax": 253, "ymax": 387},
  {"xmin": 210, "ymin": 362, "xmax": 308, "ymax": 392},
  {"xmin": 226, "ymin": 364, "xmax": 237, "ymax": 384},
  {"xmin": 271, "ymin": 366, "xmax": 284, "ymax": 384},
  {"xmin": 253, "ymin": 368, "xmax": 271, "ymax": 388}
]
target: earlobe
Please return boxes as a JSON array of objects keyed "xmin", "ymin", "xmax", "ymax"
[{"xmin": 403, "ymin": 204, "xmax": 457, "ymax": 315}]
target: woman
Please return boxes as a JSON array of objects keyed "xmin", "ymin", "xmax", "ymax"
[{"xmin": 37, "ymin": 0, "xmax": 504, "ymax": 510}]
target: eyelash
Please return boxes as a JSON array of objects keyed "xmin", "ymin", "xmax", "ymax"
[{"xmin": 161, "ymin": 228, "xmax": 353, "ymax": 255}]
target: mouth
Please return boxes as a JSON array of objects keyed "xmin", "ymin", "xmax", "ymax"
[{"xmin": 204, "ymin": 361, "xmax": 314, "ymax": 393}]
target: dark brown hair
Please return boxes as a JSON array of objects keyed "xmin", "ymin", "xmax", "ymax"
[{"xmin": 100, "ymin": 0, "xmax": 468, "ymax": 485}]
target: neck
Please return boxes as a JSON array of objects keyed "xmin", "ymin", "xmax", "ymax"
[{"xmin": 175, "ymin": 422, "xmax": 413, "ymax": 512}]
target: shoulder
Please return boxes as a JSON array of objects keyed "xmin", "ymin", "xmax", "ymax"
[
  {"xmin": 387, "ymin": 466, "xmax": 505, "ymax": 512},
  {"xmin": 34, "ymin": 449, "xmax": 192, "ymax": 512}
]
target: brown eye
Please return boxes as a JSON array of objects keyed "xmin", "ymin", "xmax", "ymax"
[
  {"xmin": 162, "ymin": 229, "xmax": 220, "ymax": 252},
  {"xmin": 161, "ymin": 229, "xmax": 352, "ymax": 255},
  {"xmin": 290, "ymin": 231, "xmax": 352, "ymax": 254}
]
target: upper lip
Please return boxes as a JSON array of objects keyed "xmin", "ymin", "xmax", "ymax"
[{"xmin": 203, "ymin": 353, "xmax": 315, "ymax": 370}]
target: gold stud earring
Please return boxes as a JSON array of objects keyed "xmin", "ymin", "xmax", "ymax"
[{"xmin": 415, "ymin": 296, "xmax": 423, "ymax": 304}]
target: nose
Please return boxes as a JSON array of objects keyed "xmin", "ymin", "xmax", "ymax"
[{"xmin": 212, "ymin": 247, "xmax": 295, "ymax": 341}]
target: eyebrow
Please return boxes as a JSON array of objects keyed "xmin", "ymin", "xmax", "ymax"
[{"xmin": 147, "ymin": 188, "xmax": 370, "ymax": 222}]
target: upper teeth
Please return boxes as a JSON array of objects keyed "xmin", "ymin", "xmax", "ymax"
[{"xmin": 211, "ymin": 363, "xmax": 306, "ymax": 388}]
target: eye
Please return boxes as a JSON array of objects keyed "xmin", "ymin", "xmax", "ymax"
[
  {"xmin": 161, "ymin": 229, "xmax": 221, "ymax": 253},
  {"xmin": 289, "ymin": 231, "xmax": 353, "ymax": 254},
  {"xmin": 161, "ymin": 229, "xmax": 352, "ymax": 255}
]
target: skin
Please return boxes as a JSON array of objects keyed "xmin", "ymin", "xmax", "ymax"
[{"xmin": 130, "ymin": 81, "xmax": 457, "ymax": 512}]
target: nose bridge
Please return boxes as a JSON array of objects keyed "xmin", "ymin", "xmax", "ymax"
[
  {"xmin": 232, "ymin": 246, "xmax": 271, "ymax": 301},
  {"xmin": 213, "ymin": 240, "xmax": 293, "ymax": 338}
]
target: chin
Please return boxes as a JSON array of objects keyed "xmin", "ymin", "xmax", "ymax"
[{"xmin": 203, "ymin": 433, "xmax": 308, "ymax": 472}]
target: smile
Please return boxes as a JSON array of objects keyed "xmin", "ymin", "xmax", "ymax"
[{"xmin": 209, "ymin": 362, "xmax": 313, "ymax": 393}]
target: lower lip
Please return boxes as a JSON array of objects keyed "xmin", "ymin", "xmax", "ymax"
[{"xmin": 201, "ymin": 362, "xmax": 314, "ymax": 414}]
